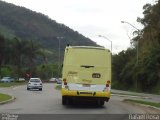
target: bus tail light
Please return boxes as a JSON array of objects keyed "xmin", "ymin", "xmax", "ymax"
[
  {"xmin": 64, "ymin": 81, "xmax": 67, "ymax": 85},
  {"xmin": 106, "ymin": 80, "xmax": 111, "ymax": 87},
  {"xmin": 103, "ymin": 80, "xmax": 111, "ymax": 91},
  {"xmin": 106, "ymin": 84, "xmax": 109, "ymax": 87},
  {"xmin": 63, "ymin": 78, "xmax": 67, "ymax": 85}
]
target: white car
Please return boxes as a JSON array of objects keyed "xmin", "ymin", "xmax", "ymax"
[
  {"xmin": 49, "ymin": 78, "xmax": 56, "ymax": 82},
  {"xmin": 55, "ymin": 78, "xmax": 62, "ymax": 84},
  {"xmin": 27, "ymin": 78, "xmax": 42, "ymax": 91},
  {"xmin": 1, "ymin": 77, "xmax": 14, "ymax": 83},
  {"xmin": 18, "ymin": 78, "xmax": 25, "ymax": 81}
]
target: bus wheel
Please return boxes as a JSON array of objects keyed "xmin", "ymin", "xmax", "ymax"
[
  {"xmin": 97, "ymin": 100, "xmax": 104, "ymax": 106},
  {"xmin": 62, "ymin": 96, "xmax": 67, "ymax": 105}
]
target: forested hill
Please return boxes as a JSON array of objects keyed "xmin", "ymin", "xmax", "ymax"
[{"xmin": 0, "ymin": 1, "xmax": 97, "ymax": 51}]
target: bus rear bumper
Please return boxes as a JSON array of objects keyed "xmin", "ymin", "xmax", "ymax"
[{"xmin": 61, "ymin": 88, "xmax": 111, "ymax": 102}]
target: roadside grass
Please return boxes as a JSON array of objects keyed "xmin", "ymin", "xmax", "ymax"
[
  {"xmin": 0, "ymin": 93, "xmax": 12, "ymax": 102},
  {"xmin": 124, "ymin": 99, "xmax": 160, "ymax": 108},
  {"xmin": 0, "ymin": 82, "xmax": 26, "ymax": 87},
  {"xmin": 111, "ymin": 92, "xmax": 143, "ymax": 97},
  {"xmin": 55, "ymin": 84, "xmax": 62, "ymax": 90}
]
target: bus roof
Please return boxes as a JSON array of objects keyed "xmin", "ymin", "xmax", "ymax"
[{"xmin": 66, "ymin": 46, "xmax": 111, "ymax": 52}]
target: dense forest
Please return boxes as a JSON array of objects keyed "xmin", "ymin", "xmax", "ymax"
[
  {"xmin": 0, "ymin": 35, "xmax": 59, "ymax": 80},
  {"xmin": 112, "ymin": 1, "xmax": 160, "ymax": 94}
]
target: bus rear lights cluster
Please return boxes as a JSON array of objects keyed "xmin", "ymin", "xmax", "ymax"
[
  {"xmin": 106, "ymin": 80, "xmax": 111, "ymax": 87},
  {"xmin": 63, "ymin": 78, "xmax": 68, "ymax": 85}
]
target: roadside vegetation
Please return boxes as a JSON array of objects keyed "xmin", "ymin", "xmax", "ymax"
[
  {"xmin": 0, "ymin": 34, "xmax": 59, "ymax": 81},
  {"xmin": 111, "ymin": 92, "xmax": 144, "ymax": 97},
  {"xmin": 0, "ymin": 93, "xmax": 12, "ymax": 102},
  {"xmin": 55, "ymin": 84, "xmax": 62, "ymax": 90},
  {"xmin": 124, "ymin": 99, "xmax": 160, "ymax": 108},
  {"xmin": 0, "ymin": 82, "xmax": 27, "ymax": 88},
  {"xmin": 112, "ymin": 1, "xmax": 160, "ymax": 94}
]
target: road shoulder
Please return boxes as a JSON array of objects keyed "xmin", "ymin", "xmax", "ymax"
[{"xmin": 123, "ymin": 99, "xmax": 160, "ymax": 113}]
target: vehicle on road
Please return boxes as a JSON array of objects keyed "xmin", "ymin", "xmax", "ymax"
[
  {"xmin": 56, "ymin": 78, "xmax": 62, "ymax": 84},
  {"xmin": 49, "ymin": 78, "xmax": 56, "ymax": 82},
  {"xmin": 18, "ymin": 78, "xmax": 25, "ymax": 82},
  {"xmin": 61, "ymin": 46, "xmax": 111, "ymax": 106},
  {"xmin": 27, "ymin": 78, "xmax": 42, "ymax": 91},
  {"xmin": 0, "ymin": 77, "xmax": 14, "ymax": 83}
]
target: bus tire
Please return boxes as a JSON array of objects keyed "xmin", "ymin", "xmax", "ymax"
[
  {"xmin": 62, "ymin": 96, "xmax": 67, "ymax": 105},
  {"xmin": 97, "ymin": 100, "xmax": 104, "ymax": 106},
  {"xmin": 100, "ymin": 101, "xmax": 105, "ymax": 106}
]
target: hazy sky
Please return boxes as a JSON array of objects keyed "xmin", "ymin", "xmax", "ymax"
[{"xmin": 2, "ymin": 0, "xmax": 156, "ymax": 53}]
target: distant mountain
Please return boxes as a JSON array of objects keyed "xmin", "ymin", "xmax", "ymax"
[{"xmin": 0, "ymin": 0, "xmax": 98, "ymax": 62}]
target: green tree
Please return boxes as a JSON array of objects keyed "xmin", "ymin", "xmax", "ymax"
[
  {"xmin": 11, "ymin": 37, "xmax": 28, "ymax": 78},
  {"xmin": 112, "ymin": 48, "xmax": 136, "ymax": 89},
  {"xmin": 0, "ymin": 34, "xmax": 6, "ymax": 78},
  {"xmin": 24, "ymin": 40, "xmax": 43, "ymax": 76}
]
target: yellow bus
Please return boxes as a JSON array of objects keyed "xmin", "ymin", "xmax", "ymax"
[{"xmin": 61, "ymin": 46, "xmax": 111, "ymax": 105}]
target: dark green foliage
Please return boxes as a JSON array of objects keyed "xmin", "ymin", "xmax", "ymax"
[
  {"xmin": 113, "ymin": 43, "xmax": 160, "ymax": 93},
  {"xmin": 0, "ymin": 35, "xmax": 5, "ymax": 62},
  {"xmin": 137, "ymin": 46, "xmax": 160, "ymax": 92},
  {"xmin": 36, "ymin": 64, "xmax": 58, "ymax": 80},
  {"xmin": 112, "ymin": 48, "xmax": 136, "ymax": 90},
  {"xmin": 0, "ymin": 34, "xmax": 46, "ymax": 78}
]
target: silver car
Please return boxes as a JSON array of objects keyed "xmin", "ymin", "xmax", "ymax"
[
  {"xmin": 27, "ymin": 78, "xmax": 42, "ymax": 91},
  {"xmin": 55, "ymin": 78, "xmax": 62, "ymax": 84}
]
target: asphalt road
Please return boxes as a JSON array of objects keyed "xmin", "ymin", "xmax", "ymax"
[{"xmin": 0, "ymin": 83, "xmax": 159, "ymax": 114}]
